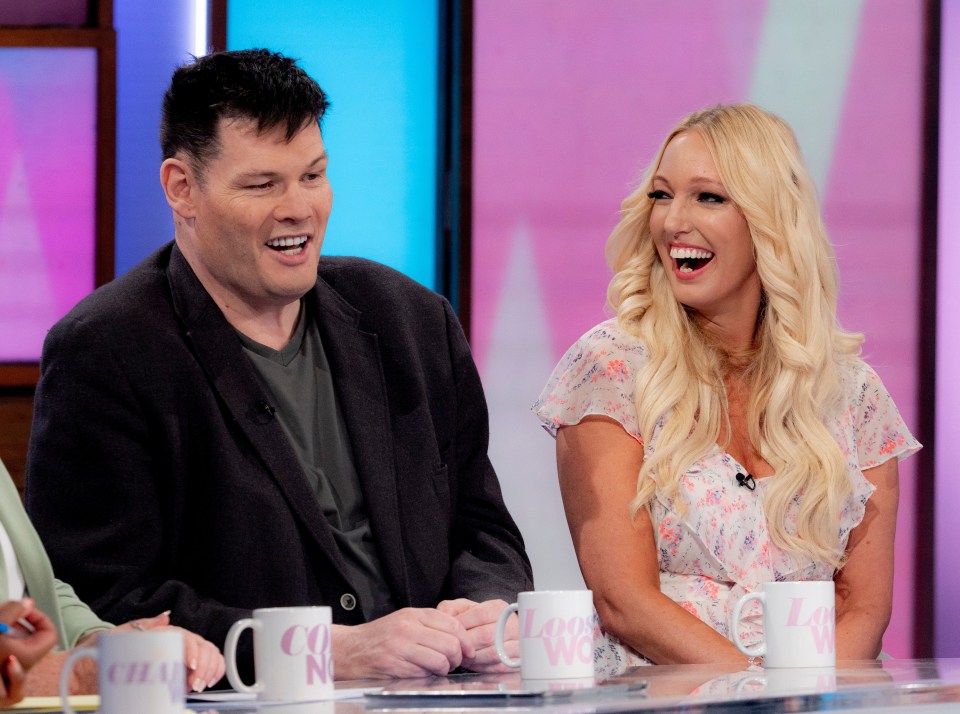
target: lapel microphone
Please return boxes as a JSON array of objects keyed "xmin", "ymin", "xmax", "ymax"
[
  {"xmin": 253, "ymin": 399, "xmax": 276, "ymax": 422},
  {"xmin": 735, "ymin": 472, "xmax": 756, "ymax": 491}
]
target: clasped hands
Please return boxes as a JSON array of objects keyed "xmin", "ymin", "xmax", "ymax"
[{"xmin": 333, "ymin": 598, "xmax": 520, "ymax": 680}]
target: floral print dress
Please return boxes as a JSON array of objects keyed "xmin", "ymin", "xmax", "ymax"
[{"xmin": 533, "ymin": 318, "xmax": 921, "ymax": 675}]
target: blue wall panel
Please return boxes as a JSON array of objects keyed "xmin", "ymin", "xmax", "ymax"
[{"xmin": 228, "ymin": 0, "xmax": 439, "ymax": 289}]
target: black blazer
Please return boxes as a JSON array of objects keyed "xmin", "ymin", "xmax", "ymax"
[{"xmin": 26, "ymin": 243, "xmax": 532, "ymax": 671}]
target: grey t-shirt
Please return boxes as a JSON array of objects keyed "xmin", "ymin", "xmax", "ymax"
[{"xmin": 237, "ymin": 303, "xmax": 395, "ymax": 619}]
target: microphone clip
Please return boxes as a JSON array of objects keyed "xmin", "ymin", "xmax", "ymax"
[
  {"xmin": 735, "ymin": 472, "xmax": 756, "ymax": 491},
  {"xmin": 252, "ymin": 399, "xmax": 276, "ymax": 423}
]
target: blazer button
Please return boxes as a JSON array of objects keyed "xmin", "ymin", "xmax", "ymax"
[{"xmin": 340, "ymin": 593, "xmax": 357, "ymax": 611}]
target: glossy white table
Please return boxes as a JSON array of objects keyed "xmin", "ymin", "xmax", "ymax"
[{"xmin": 176, "ymin": 658, "xmax": 960, "ymax": 713}]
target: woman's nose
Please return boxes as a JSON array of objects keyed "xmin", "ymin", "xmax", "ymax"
[{"xmin": 662, "ymin": 197, "xmax": 691, "ymax": 236}]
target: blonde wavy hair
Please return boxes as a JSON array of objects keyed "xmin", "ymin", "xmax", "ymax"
[{"xmin": 606, "ymin": 104, "xmax": 863, "ymax": 568}]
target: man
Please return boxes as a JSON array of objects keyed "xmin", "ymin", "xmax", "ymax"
[{"xmin": 26, "ymin": 49, "xmax": 531, "ymax": 681}]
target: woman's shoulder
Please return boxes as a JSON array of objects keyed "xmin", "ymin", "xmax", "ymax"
[
  {"xmin": 533, "ymin": 317, "xmax": 646, "ymax": 440},
  {"xmin": 835, "ymin": 356, "xmax": 894, "ymax": 409},
  {"xmin": 833, "ymin": 355, "xmax": 921, "ymax": 466},
  {"xmin": 573, "ymin": 317, "xmax": 649, "ymax": 361}
]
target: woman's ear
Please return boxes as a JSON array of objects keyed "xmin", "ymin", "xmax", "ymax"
[{"xmin": 160, "ymin": 157, "xmax": 197, "ymax": 218}]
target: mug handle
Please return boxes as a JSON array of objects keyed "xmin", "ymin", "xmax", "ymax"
[
  {"xmin": 731, "ymin": 592, "xmax": 766, "ymax": 658},
  {"xmin": 735, "ymin": 674, "xmax": 766, "ymax": 693},
  {"xmin": 59, "ymin": 647, "xmax": 97, "ymax": 714},
  {"xmin": 493, "ymin": 603, "xmax": 520, "ymax": 668},
  {"xmin": 224, "ymin": 618, "xmax": 263, "ymax": 694}
]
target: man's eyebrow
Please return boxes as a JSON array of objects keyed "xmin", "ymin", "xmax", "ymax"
[
  {"xmin": 235, "ymin": 169, "xmax": 279, "ymax": 182},
  {"xmin": 306, "ymin": 151, "xmax": 329, "ymax": 168},
  {"xmin": 235, "ymin": 152, "xmax": 329, "ymax": 182}
]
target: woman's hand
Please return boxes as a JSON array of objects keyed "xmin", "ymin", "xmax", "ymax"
[
  {"xmin": 0, "ymin": 655, "xmax": 26, "ymax": 706},
  {"xmin": 0, "ymin": 599, "xmax": 58, "ymax": 670},
  {"xmin": 123, "ymin": 613, "xmax": 225, "ymax": 692},
  {"xmin": 87, "ymin": 612, "xmax": 225, "ymax": 692}
]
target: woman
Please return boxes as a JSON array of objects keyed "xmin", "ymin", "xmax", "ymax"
[
  {"xmin": 534, "ymin": 104, "xmax": 919, "ymax": 673},
  {"xmin": 0, "ymin": 457, "xmax": 225, "ymax": 694}
]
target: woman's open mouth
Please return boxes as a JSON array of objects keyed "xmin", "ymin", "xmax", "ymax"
[{"xmin": 669, "ymin": 245, "xmax": 714, "ymax": 275}]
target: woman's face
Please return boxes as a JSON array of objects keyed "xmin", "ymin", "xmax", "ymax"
[{"xmin": 649, "ymin": 130, "xmax": 762, "ymax": 328}]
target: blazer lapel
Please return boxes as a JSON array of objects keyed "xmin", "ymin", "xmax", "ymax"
[
  {"xmin": 310, "ymin": 279, "xmax": 410, "ymax": 604},
  {"xmin": 166, "ymin": 247, "xmax": 353, "ymax": 580}
]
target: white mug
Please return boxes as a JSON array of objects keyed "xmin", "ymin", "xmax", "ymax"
[
  {"xmin": 59, "ymin": 630, "xmax": 185, "ymax": 714},
  {"xmin": 494, "ymin": 590, "xmax": 595, "ymax": 680},
  {"xmin": 224, "ymin": 606, "xmax": 333, "ymax": 702},
  {"xmin": 732, "ymin": 581, "xmax": 836, "ymax": 668}
]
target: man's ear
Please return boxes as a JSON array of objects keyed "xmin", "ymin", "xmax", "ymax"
[{"xmin": 160, "ymin": 158, "xmax": 198, "ymax": 218}]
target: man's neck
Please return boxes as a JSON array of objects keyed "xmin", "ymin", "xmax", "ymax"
[
  {"xmin": 175, "ymin": 238, "xmax": 305, "ymax": 350},
  {"xmin": 222, "ymin": 299, "xmax": 302, "ymax": 350}
]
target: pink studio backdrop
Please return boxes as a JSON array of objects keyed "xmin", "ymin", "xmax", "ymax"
[
  {"xmin": 473, "ymin": 1, "xmax": 923, "ymax": 655},
  {"xmin": 0, "ymin": 49, "xmax": 97, "ymax": 362}
]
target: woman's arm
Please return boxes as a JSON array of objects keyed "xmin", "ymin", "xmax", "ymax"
[
  {"xmin": 557, "ymin": 416, "xmax": 746, "ymax": 664},
  {"xmin": 834, "ymin": 458, "xmax": 899, "ymax": 660}
]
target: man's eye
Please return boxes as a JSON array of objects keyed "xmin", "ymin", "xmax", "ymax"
[
  {"xmin": 247, "ymin": 182, "xmax": 272, "ymax": 190},
  {"xmin": 647, "ymin": 190, "xmax": 670, "ymax": 200}
]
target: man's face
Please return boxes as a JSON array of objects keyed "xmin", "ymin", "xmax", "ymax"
[{"xmin": 177, "ymin": 117, "xmax": 332, "ymax": 312}]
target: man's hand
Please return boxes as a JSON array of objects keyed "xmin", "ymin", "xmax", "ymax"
[
  {"xmin": 0, "ymin": 599, "xmax": 58, "ymax": 670},
  {"xmin": 332, "ymin": 608, "xmax": 474, "ymax": 679},
  {"xmin": 437, "ymin": 599, "xmax": 519, "ymax": 673}
]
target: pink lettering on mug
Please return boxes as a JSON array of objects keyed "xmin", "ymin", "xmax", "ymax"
[
  {"xmin": 280, "ymin": 624, "xmax": 333, "ymax": 685},
  {"xmin": 520, "ymin": 609, "xmax": 595, "ymax": 666},
  {"xmin": 105, "ymin": 660, "xmax": 183, "ymax": 703},
  {"xmin": 785, "ymin": 597, "xmax": 835, "ymax": 654}
]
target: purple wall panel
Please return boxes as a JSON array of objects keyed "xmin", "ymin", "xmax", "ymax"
[{"xmin": 935, "ymin": 0, "xmax": 960, "ymax": 658}]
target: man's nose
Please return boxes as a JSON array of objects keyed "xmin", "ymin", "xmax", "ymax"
[{"xmin": 275, "ymin": 185, "xmax": 311, "ymax": 222}]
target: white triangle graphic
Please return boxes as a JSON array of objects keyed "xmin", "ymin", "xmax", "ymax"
[
  {"xmin": 0, "ymin": 151, "xmax": 58, "ymax": 360},
  {"xmin": 748, "ymin": 0, "xmax": 865, "ymax": 190},
  {"xmin": 482, "ymin": 221, "xmax": 586, "ymax": 590}
]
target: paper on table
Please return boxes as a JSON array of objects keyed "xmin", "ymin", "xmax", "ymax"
[
  {"xmin": 188, "ymin": 687, "xmax": 381, "ymax": 703},
  {"xmin": 3, "ymin": 695, "xmax": 98, "ymax": 711}
]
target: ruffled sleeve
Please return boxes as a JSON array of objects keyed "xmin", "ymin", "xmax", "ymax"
[
  {"xmin": 834, "ymin": 360, "xmax": 921, "ymax": 542},
  {"xmin": 846, "ymin": 361, "xmax": 922, "ymax": 469},
  {"xmin": 533, "ymin": 318, "xmax": 647, "ymax": 441}
]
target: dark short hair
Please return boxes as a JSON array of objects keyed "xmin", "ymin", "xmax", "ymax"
[{"xmin": 160, "ymin": 48, "xmax": 329, "ymax": 170}]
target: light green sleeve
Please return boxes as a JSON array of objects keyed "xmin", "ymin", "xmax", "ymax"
[
  {"xmin": 0, "ymin": 458, "xmax": 111, "ymax": 649},
  {"xmin": 52, "ymin": 577, "xmax": 112, "ymax": 648}
]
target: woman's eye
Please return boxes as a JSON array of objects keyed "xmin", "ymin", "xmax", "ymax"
[
  {"xmin": 698, "ymin": 192, "xmax": 725, "ymax": 204},
  {"xmin": 647, "ymin": 190, "xmax": 671, "ymax": 200}
]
